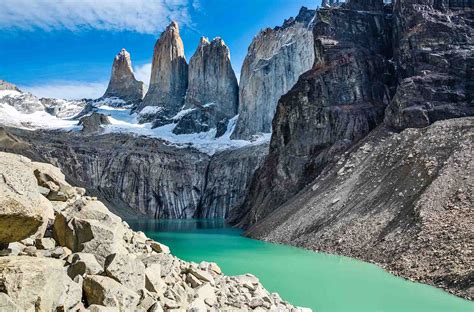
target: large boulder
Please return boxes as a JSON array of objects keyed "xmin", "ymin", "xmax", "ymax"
[
  {"xmin": 0, "ymin": 152, "xmax": 49, "ymax": 243},
  {"xmin": 83, "ymin": 275, "xmax": 140, "ymax": 310},
  {"xmin": 53, "ymin": 199, "xmax": 128, "ymax": 265},
  {"xmin": 0, "ymin": 256, "xmax": 82, "ymax": 311}
]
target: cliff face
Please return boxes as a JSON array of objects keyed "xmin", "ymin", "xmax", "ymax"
[
  {"xmin": 232, "ymin": 3, "xmax": 393, "ymax": 226},
  {"xmin": 102, "ymin": 49, "xmax": 145, "ymax": 104},
  {"xmin": 231, "ymin": 7, "xmax": 316, "ymax": 139},
  {"xmin": 173, "ymin": 37, "xmax": 239, "ymax": 137},
  {"xmin": 384, "ymin": 0, "xmax": 474, "ymax": 129},
  {"xmin": 236, "ymin": 0, "xmax": 473, "ymax": 299},
  {"xmin": 0, "ymin": 128, "xmax": 267, "ymax": 220},
  {"xmin": 136, "ymin": 22, "xmax": 188, "ymax": 126}
]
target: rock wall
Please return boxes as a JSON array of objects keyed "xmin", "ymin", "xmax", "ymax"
[
  {"xmin": 173, "ymin": 37, "xmax": 239, "ymax": 136},
  {"xmin": 231, "ymin": 7, "xmax": 316, "ymax": 139},
  {"xmin": 384, "ymin": 0, "xmax": 474, "ymax": 129},
  {"xmin": 231, "ymin": 2, "xmax": 393, "ymax": 226},
  {"xmin": 102, "ymin": 48, "xmax": 145, "ymax": 104},
  {"xmin": 135, "ymin": 21, "xmax": 188, "ymax": 126},
  {"xmin": 0, "ymin": 128, "xmax": 267, "ymax": 220}
]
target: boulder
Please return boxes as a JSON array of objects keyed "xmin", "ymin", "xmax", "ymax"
[
  {"xmin": 83, "ymin": 275, "xmax": 140, "ymax": 310},
  {"xmin": 53, "ymin": 199, "xmax": 128, "ymax": 264},
  {"xmin": 0, "ymin": 256, "xmax": 82, "ymax": 311},
  {"xmin": 67, "ymin": 252, "xmax": 103, "ymax": 279},
  {"xmin": 79, "ymin": 113, "xmax": 111, "ymax": 134},
  {"xmin": 87, "ymin": 305, "xmax": 120, "ymax": 312},
  {"xmin": 144, "ymin": 263, "xmax": 164, "ymax": 293},
  {"xmin": 104, "ymin": 253, "xmax": 146, "ymax": 291},
  {"xmin": 148, "ymin": 241, "xmax": 170, "ymax": 254},
  {"xmin": 0, "ymin": 153, "xmax": 48, "ymax": 243},
  {"xmin": 0, "ymin": 293, "xmax": 22, "ymax": 312}
]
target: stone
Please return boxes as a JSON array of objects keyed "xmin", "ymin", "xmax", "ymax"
[
  {"xmin": 83, "ymin": 275, "xmax": 140, "ymax": 310},
  {"xmin": 149, "ymin": 241, "xmax": 170, "ymax": 254},
  {"xmin": 87, "ymin": 305, "xmax": 120, "ymax": 312},
  {"xmin": 0, "ymin": 256, "xmax": 82, "ymax": 311},
  {"xmin": 231, "ymin": 7, "xmax": 315, "ymax": 139},
  {"xmin": 144, "ymin": 262, "xmax": 164, "ymax": 293},
  {"xmin": 53, "ymin": 199, "xmax": 128, "ymax": 265},
  {"xmin": 103, "ymin": 48, "xmax": 145, "ymax": 103},
  {"xmin": 79, "ymin": 113, "xmax": 111, "ymax": 134},
  {"xmin": 188, "ymin": 267, "xmax": 215, "ymax": 285},
  {"xmin": 194, "ymin": 283, "xmax": 216, "ymax": 304},
  {"xmin": 187, "ymin": 298, "xmax": 207, "ymax": 311},
  {"xmin": 0, "ymin": 293, "xmax": 22, "ymax": 312},
  {"xmin": 0, "ymin": 152, "xmax": 48, "ymax": 243},
  {"xmin": 67, "ymin": 252, "xmax": 103, "ymax": 279},
  {"xmin": 35, "ymin": 237, "xmax": 56, "ymax": 249},
  {"xmin": 185, "ymin": 273, "xmax": 202, "ymax": 288},
  {"xmin": 173, "ymin": 37, "xmax": 238, "ymax": 136},
  {"xmin": 135, "ymin": 21, "xmax": 188, "ymax": 126},
  {"xmin": 104, "ymin": 253, "xmax": 146, "ymax": 291}
]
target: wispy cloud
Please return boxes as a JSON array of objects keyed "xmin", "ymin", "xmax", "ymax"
[
  {"xmin": 21, "ymin": 81, "xmax": 108, "ymax": 100},
  {"xmin": 133, "ymin": 63, "xmax": 152, "ymax": 85},
  {"xmin": 0, "ymin": 0, "xmax": 192, "ymax": 34}
]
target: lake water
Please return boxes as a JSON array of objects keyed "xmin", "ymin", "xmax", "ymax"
[{"xmin": 128, "ymin": 219, "xmax": 474, "ymax": 312}]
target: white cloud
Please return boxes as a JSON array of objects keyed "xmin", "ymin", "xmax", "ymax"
[
  {"xmin": 0, "ymin": 0, "xmax": 192, "ymax": 34},
  {"xmin": 21, "ymin": 81, "xmax": 108, "ymax": 100},
  {"xmin": 133, "ymin": 63, "xmax": 152, "ymax": 85}
]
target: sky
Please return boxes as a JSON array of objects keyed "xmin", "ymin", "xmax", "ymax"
[{"xmin": 0, "ymin": 0, "xmax": 319, "ymax": 99}]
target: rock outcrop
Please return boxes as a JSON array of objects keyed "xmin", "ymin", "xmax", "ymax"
[
  {"xmin": 0, "ymin": 128, "xmax": 268, "ymax": 220},
  {"xmin": 384, "ymin": 0, "xmax": 473, "ymax": 130},
  {"xmin": 135, "ymin": 21, "xmax": 188, "ymax": 127},
  {"xmin": 173, "ymin": 37, "xmax": 239, "ymax": 137},
  {"xmin": 102, "ymin": 48, "xmax": 145, "ymax": 104},
  {"xmin": 232, "ymin": 2, "xmax": 392, "ymax": 226},
  {"xmin": 245, "ymin": 117, "xmax": 474, "ymax": 299},
  {"xmin": 0, "ymin": 80, "xmax": 20, "ymax": 92},
  {"xmin": 231, "ymin": 7, "xmax": 316, "ymax": 139},
  {"xmin": 78, "ymin": 113, "xmax": 111, "ymax": 134},
  {"xmin": 0, "ymin": 152, "xmax": 307, "ymax": 311}
]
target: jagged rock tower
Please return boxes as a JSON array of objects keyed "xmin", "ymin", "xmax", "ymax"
[
  {"xmin": 231, "ymin": 7, "xmax": 316, "ymax": 140},
  {"xmin": 135, "ymin": 21, "xmax": 188, "ymax": 127},
  {"xmin": 173, "ymin": 37, "xmax": 239, "ymax": 137},
  {"xmin": 103, "ymin": 48, "xmax": 145, "ymax": 103}
]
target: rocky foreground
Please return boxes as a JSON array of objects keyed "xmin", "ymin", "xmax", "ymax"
[{"xmin": 0, "ymin": 152, "xmax": 308, "ymax": 311}]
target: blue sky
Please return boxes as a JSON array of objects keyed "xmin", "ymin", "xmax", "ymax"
[{"xmin": 0, "ymin": 0, "xmax": 319, "ymax": 99}]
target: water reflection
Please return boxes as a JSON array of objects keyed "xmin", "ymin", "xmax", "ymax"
[{"xmin": 127, "ymin": 218, "xmax": 228, "ymax": 233}]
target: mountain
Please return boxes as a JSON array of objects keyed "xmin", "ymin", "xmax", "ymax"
[
  {"xmin": 102, "ymin": 48, "xmax": 145, "ymax": 104},
  {"xmin": 173, "ymin": 37, "xmax": 239, "ymax": 137},
  {"xmin": 233, "ymin": 0, "xmax": 474, "ymax": 299},
  {"xmin": 231, "ymin": 7, "xmax": 316, "ymax": 140},
  {"xmin": 134, "ymin": 21, "xmax": 188, "ymax": 126}
]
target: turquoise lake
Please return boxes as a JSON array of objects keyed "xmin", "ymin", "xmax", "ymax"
[{"xmin": 128, "ymin": 219, "xmax": 474, "ymax": 312}]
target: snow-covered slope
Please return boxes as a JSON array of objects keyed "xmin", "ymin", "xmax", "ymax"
[{"xmin": 0, "ymin": 90, "xmax": 270, "ymax": 155}]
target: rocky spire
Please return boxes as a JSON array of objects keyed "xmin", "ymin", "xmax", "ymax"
[
  {"xmin": 173, "ymin": 37, "xmax": 238, "ymax": 136},
  {"xmin": 103, "ymin": 48, "xmax": 145, "ymax": 103},
  {"xmin": 136, "ymin": 21, "xmax": 188, "ymax": 126}
]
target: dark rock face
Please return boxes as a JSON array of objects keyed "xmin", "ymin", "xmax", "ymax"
[
  {"xmin": 244, "ymin": 117, "xmax": 474, "ymax": 299},
  {"xmin": 232, "ymin": 3, "xmax": 393, "ymax": 227},
  {"xmin": 384, "ymin": 0, "xmax": 474, "ymax": 130},
  {"xmin": 173, "ymin": 37, "xmax": 239, "ymax": 136},
  {"xmin": 135, "ymin": 22, "xmax": 188, "ymax": 126},
  {"xmin": 231, "ymin": 7, "xmax": 316, "ymax": 140},
  {"xmin": 78, "ymin": 113, "xmax": 111, "ymax": 134},
  {"xmin": 197, "ymin": 143, "xmax": 269, "ymax": 219},
  {"xmin": 103, "ymin": 49, "xmax": 145, "ymax": 104},
  {"xmin": 0, "ymin": 128, "xmax": 267, "ymax": 220}
]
